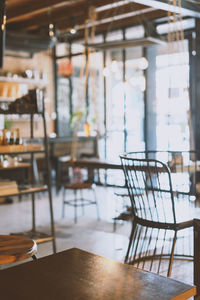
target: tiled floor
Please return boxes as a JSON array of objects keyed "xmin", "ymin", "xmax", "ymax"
[{"xmin": 0, "ymin": 186, "xmax": 195, "ymax": 289}]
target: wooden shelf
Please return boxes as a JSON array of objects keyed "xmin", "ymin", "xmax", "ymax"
[
  {"xmin": 0, "ymin": 162, "xmax": 31, "ymax": 170},
  {"xmin": 0, "ymin": 76, "xmax": 48, "ymax": 86},
  {"xmin": 0, "ymin": 144, "xmax": 44, "ymax": 155},
  {"xmin": 0, "ymin": 97, "xmax": 15, "ymax": 102},
  {"xmin": 0, "ymin": 185, "xmax": 48, "ymax": 198},
  {"xmin": 0, "ymin": 149, "xmax": 45, "ymax": 155}
]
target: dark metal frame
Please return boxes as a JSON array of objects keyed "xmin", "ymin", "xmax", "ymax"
[{"xmin": 0, "ymin": 94, "xmax": 56, "ymax": 253}]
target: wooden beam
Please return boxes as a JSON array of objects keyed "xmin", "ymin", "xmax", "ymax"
[
  {"xmin": 7, "ymin": 2, "xmax": 147, "ymax": 31},
  {"xmin": 7, "ymin": 0, "xmax": 127, "ymax": 23},
  {"xmin": 6, "ymin": 0, "xmax": 83, "ymax": 22},
  {"xmin": 0, "ymin": 0, "xmax": 6, "ymax": 68},
  {"xmin": 130, "ymin": 0, "xmax": 200, "ymax": 18},
  {"xmin": 7, "ymin": 0, "xmax": 146, "ymax": 31}
]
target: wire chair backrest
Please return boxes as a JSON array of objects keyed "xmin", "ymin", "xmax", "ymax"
[
  {"xmin": 120, "ymin": 154, "xmax": 177, "ymax": 225},
  {"xmin": 124, "ymin": 150, "xmax": 198, "ymax": 196}
]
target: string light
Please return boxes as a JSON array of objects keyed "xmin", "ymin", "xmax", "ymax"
[
  {"xmin": 49, "ymin": 23, "xmax": 55, "ymax": 37},
  {"xmin": 70, "ymin": 27, "xmax": 77, "ymax": 35}
]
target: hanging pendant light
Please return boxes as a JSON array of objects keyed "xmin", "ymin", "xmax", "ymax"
[{"xmin": 57, "ymin": 59, "xmax": 74, "ymax": 78}]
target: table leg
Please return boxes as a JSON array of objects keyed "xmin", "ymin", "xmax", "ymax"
[
  {"xmin": 87, "ymin": 167, "xmax": 94, "ymax": 183},
  {"xmin": 194, "ymin": 219, "xmax": 200, "ymax": 300}
]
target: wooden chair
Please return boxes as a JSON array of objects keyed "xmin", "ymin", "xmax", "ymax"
[
  {"xmin": 62, "ymin": 182, "xmax": 100, "ymax": 223},
  {"xmin": 120, "ymin": 154, "xmax": 198, "ymax": 277},
  {"xmin": 0, "ymin": 235, "xmax": 37, "ymax": 265}
]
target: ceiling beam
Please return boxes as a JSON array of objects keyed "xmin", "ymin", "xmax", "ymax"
[
  {"xmin": 66, "ymin": 9, "xmax": 167, "ymax": 42},
  {"xmin": 130, "ymin": 0, "xmax": 200, "ymax": 18}
]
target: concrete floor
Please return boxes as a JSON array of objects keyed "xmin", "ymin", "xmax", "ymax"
[
  {"xmin": 0, "ymin": 186, "xmax": 130, "ymax": 260},
  {"xmin": 0, "ymin": 186, "xmax": 195, "ymax": 289}
]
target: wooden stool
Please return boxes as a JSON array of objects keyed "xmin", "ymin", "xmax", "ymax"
[
  {"xmin": 62, "ymin": 183, "xmax": 100, "ymax": 223},
  {"xmin": 0, "ymin": 235, "xmax": 37, "ymax": 265}
]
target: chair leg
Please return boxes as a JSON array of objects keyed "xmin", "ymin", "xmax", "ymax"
[
  {"xmin": 167, "ymin": 231, "xmax": 177, "ymax": 277},
  {"xmin": 80, "ymin": 189, "xmax": 85, "ymax": 216},
  {"xmin": 32, "ymin": 254, "xmax": 38, "ymax": 260},
  {"xmin": 125, "ymin": 219, "xmax": 137, "ymax": 264},
  {"xmin": 74, "ymin": 190, "xmax": 77, "ymax": 223},
  {"xmin": 62, "ymin": 187, "xmax": 66, "ymax": 218},
  {"xmin": 93, "ymin": 188, "xmax": 100, "ymax": 221}
]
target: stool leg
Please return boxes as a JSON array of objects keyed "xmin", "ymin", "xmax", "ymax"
[
  {"xmin": 74, "ymin": 190, "xmax": 78, "ymax": 223},
  {"xmin": 62, "ymin": 187, "xmax": 66, "ymax": 218},
  {"xmin": 113, "ymin": 218, "xmax": 117, "ymax": 232},
  {"xmin": 32, "ymin": 254, "xmax": 38, "ymax": 260},
  {"xmin": 93, "ymin": 188, "xmax": 100, "ymax": 221},
  {"xmin": 80, "ymin": 189, "xmax": 85, "ymax": 216}
]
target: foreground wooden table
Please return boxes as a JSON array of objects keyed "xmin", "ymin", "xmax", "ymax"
[{"xmin": 0, "ymin": 248, "xmax": 196, "ymax": 300}]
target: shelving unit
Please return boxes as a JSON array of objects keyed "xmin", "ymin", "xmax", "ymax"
[
  {"xmin": 0, "ymin": 76, "xmax": 48, "ymax": 103},
  {"xmin": 0, "ymin": 94, "xmax": 56, "ymax": 253}
]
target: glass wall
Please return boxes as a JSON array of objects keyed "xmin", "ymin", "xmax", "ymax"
[
  {"xmin": 156, "ymin": 41, "xmax": 190, "ymax": 150},
  {"xmin": 105, "ymin": 47, "xmax": 145, "ymax": 161},
  {"xmin": 55, "ymin": 33, "xmax": 191, "ymax": 158},
  {"xmin": 56, "ymin": 43, "xmax": 103, "ymax": 138}
]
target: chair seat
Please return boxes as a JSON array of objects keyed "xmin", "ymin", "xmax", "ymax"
[
  {"xmin": 64, "ymin": 182, "xmax": 94, "ymax": 190},
  {"xmin": 0, "ymin": 235, "xmax": 37, "ymax": 265}
]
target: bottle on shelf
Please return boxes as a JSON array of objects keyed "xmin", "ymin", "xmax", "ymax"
[
  {"xmin": 15, "ymin": 128, "xmax": 20, "ymax": 145},
  {"xmin": 9, "ymin": 129, "xmax": 15, "ymax": 145}
]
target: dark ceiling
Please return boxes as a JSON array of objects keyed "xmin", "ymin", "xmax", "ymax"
[
  {"xmin": 3, "ymin": 0, "xmax": 200, "ymax": 53},
  {"xmin": 6, "ymin": 0, "xmax": 200, "ymax": 39}
]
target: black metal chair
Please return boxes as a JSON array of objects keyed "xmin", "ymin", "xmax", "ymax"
[
  {"xmin": 120, "ymin": 153, "xmax": 198, "ymax": 277},
  {"xmin": 129, "ymin": 150, "xmax": 199, "ymax": 199},
  {"xmin": 113, "ymin": 189, "xmax": 133, "ymax": 232}
]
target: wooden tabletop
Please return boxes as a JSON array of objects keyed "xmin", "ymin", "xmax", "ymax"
[
  {"xmin": 0, "ymin": 248, "xmax": 196, "ymax": 300},
  {"xmin": 66, "ymin": 157, "xmax": 200, "ymax": 174}
]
